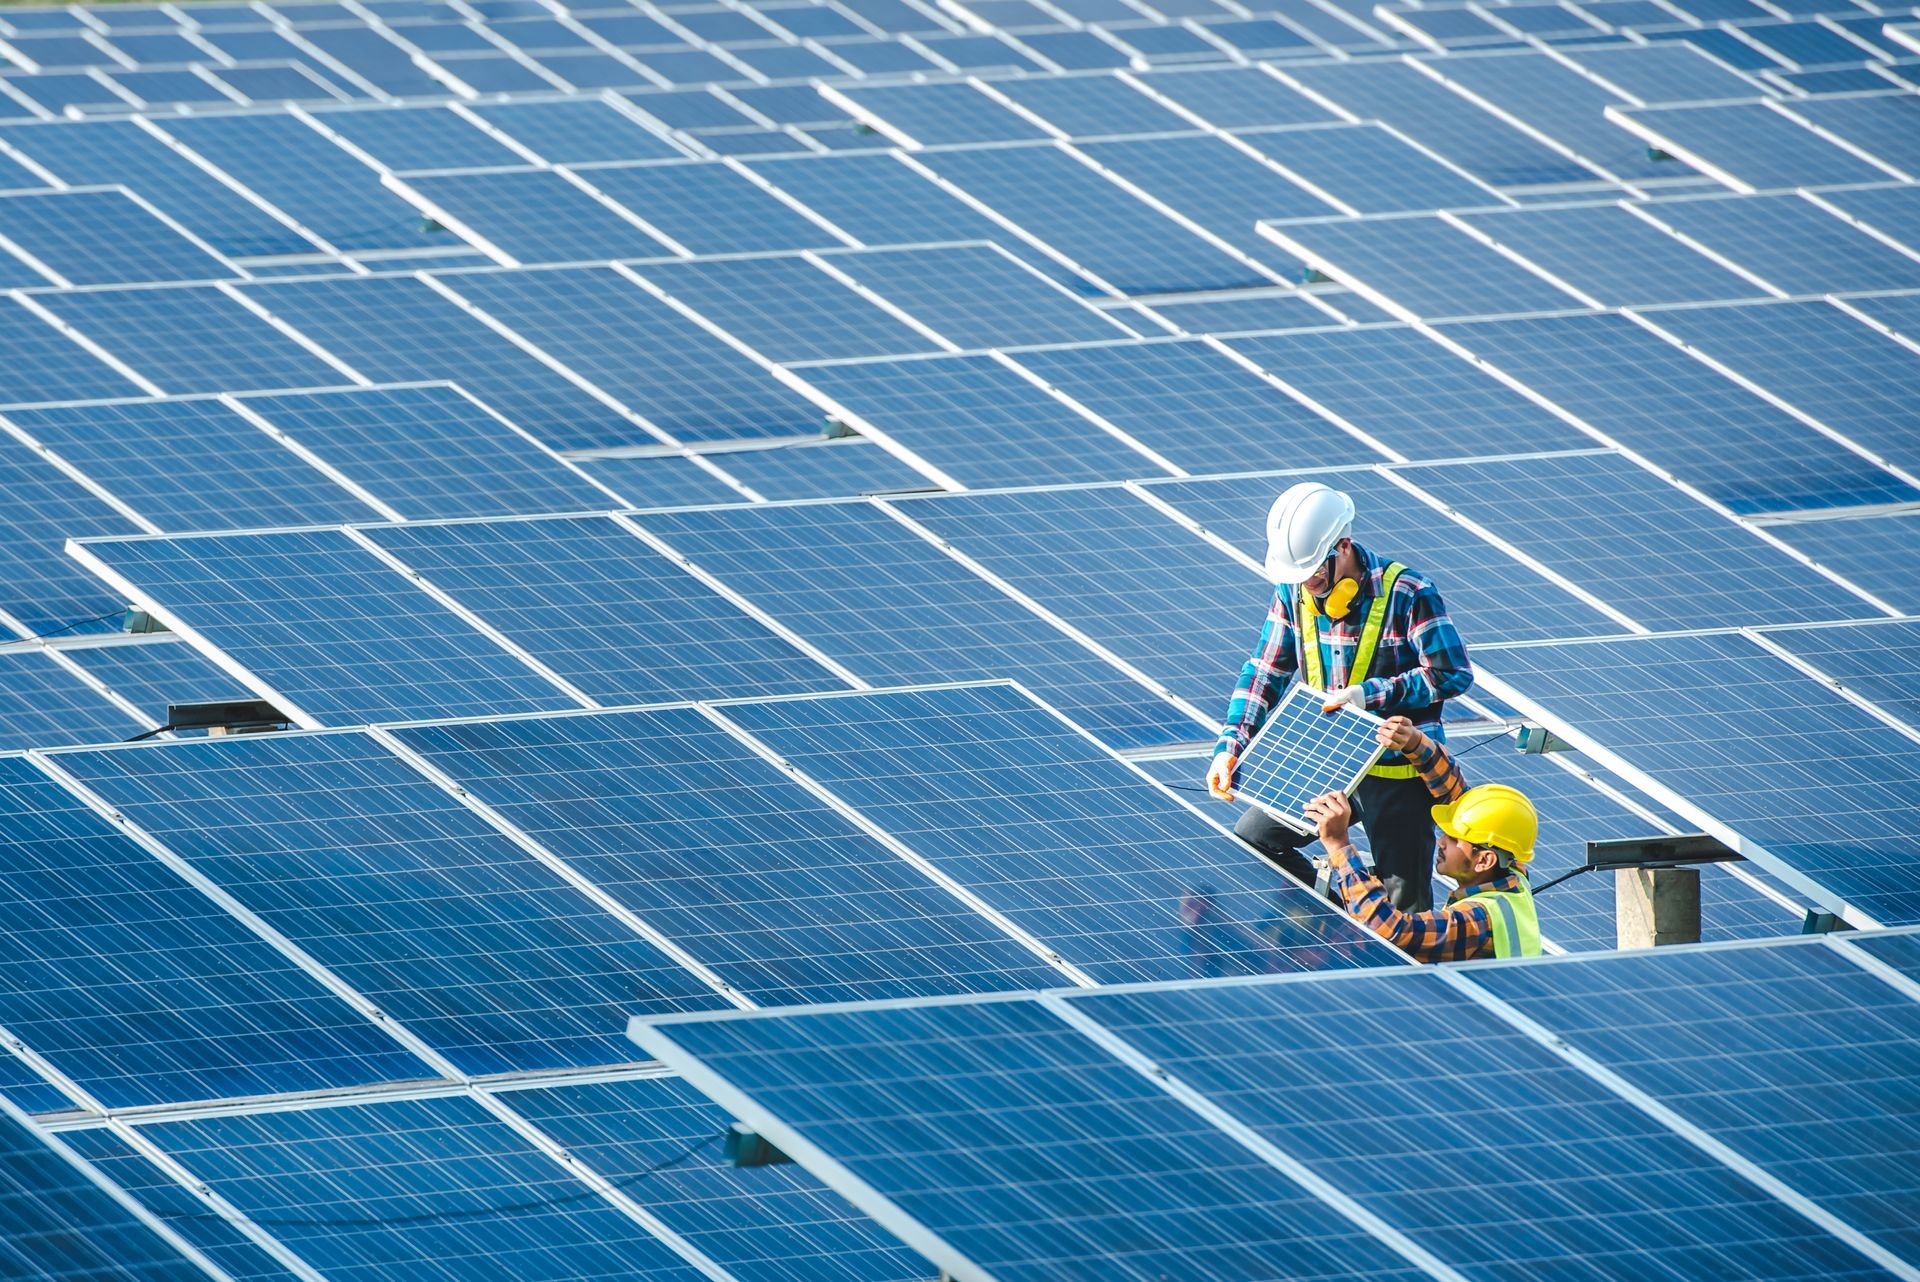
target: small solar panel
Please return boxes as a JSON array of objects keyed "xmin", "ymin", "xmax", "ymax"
[{"xmin": 1231, "ymin": 682, "xmax": 1384, "ymax": 831}]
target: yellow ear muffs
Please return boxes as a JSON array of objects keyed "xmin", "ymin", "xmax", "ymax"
[{"xmin": 1322, "ymin": 577, "xmax": 1360, "ymax": 619}]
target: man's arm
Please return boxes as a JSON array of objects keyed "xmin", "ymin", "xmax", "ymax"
[
  {"xmin": 1324, "ymin": 845, "xmax": 1494, "ymax": 963},
  {"xmin": 1361, "ymin": 577, "xmax": 1473, "ymax": 714},
  {"xmin": 1214, "ymin": 590, "xmax": 1298, "ymax": 758},
  {"xmin": 1379, "ymin": 717, "xmax": 1467, "ymax": 805}
]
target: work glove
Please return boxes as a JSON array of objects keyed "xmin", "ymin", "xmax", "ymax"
[
  {"xmin": 1321, "ymin": 685, "xmax": 1367, "ymax": 714},
  {"xmin": 1206, "ymin": 750, "xmax": 1235, "ymax": 801}
]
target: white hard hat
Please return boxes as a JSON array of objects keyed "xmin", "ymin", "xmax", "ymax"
[{"xmin": 1264, "ymin": 481, "xmax": 1355, "ymax": 584}]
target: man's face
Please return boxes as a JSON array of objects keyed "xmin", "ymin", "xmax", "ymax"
[
  {"xmin": 1303, "ymin": 544, "xmax": 1341, "ymax": 595},
  {"xmin": 1435, "ymin": 832, "xmax": 1495, "ymax": 881}
]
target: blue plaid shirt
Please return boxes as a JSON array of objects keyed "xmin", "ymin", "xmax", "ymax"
[{"xmin": 1216, "ymin": 543, "xmax": 1473, "ymax": 761}]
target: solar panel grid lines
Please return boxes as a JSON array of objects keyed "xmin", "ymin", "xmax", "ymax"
[
  {"xmin": 6, "ymin": 287, "xmax": 168, "ymax": 397},
  {"xmin": 1229, "ymin": 682, "xmax": 1386, "ymax": 831},
  {"xmin": 1741, "ymin": 620, "xmax": 1920, "ymax": 743}
]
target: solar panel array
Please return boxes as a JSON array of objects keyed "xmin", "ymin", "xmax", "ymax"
[{"xmin": 2, "ymin": 0, "xmax": 1920, "ymax": 1272}]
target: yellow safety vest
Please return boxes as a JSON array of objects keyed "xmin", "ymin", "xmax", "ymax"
[
  {"xmin": 1460, "ymin": 883, "xmax": 1542, "ymax": 958},
  {"xmin": 1299, "ymin": 562, "xmax": 1419, "ymax": 779}
]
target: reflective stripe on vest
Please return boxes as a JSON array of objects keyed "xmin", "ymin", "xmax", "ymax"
[
  {"xmin": 1462, "ymin": 884, "xmax": 1541, "ymax": 959},
  {"xmin": 1300, "ymin": 562, "xmax": 1418, "ymax": 780}
]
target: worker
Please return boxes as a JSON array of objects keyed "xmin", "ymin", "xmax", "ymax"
[
  {"xmin": 1208, "ymin": 481, "xmax": 1472, "ymax": 911},
  {"xmin": 1302, "ymin": 715, "xmax": 1540, "ymax": 960}
]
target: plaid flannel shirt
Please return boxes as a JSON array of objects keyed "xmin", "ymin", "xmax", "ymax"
[
  {"xmin": 1214, "ymin": 544, "xmax": 1473, "ymax": 763},
  {"xmin": 1324, "ymin": 735, "xmax": 1523, "ymax": 963}
]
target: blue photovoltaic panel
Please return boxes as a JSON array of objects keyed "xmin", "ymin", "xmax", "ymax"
[
  {"xmin": 238, "ymin": 383, "xmax": 617, "ymax": 520},
  {"xmin": 0, "ymin": 753, "xmax": 427, "ymax": 1109},
  {"xmin": 0, "ymin": 431, "xmax": 144, "ymax": 636},
  {"xmin": 76, "ymin": 527, "xmax": 581, "ymax": 725},
  {"xmin": 0, "ymin": 70, "xmax": 126, "ymax": 114},
  {"xmin": 1235, "ymin": 123, "xmax": 1501, "ymax": 214},
  {"xmin": 0, "ymin": 1097, "xmax": 213, "ymax": 1282},
  {"xmin": 391, "ymin": 705, "xmax": 1061, "ymax": 1003},
  {"xmin": 1283, "ymin": 59, "xmax": 1599, "ymax": 186},
  {"xmin": 640, "ymin": 500, "xmax": 1199, "ymax": 747},
  {"xmin": 1270, "ymin": 215, "xmax": 1583, "ymax": 319},
  {"xmin": 578, "ymin": 453, "xmax": 748, "ymax": 509},
  {"xmin": 1619, "ymin": 103, "xmax": 1894, "ymax": 189},
  {"xmin": 689, "ymin": 131, "xmax": 817, "ymax": 159},
  {"xmin": 61, "ymin": 731, "xmax": 730, "ymax": 1075},
  {"xmin": 361, "ymin": 514, "xmax": 843, "ymax": 705},
  {"xmin": 304, "ymin": 104, "xmax": 524, "ymax": 172},
  {"xmin": 423, "ymin": 52, "xmax": 557, "ymax": 95},
  {"xmin": 466, "ymin": 99, "xmax": 687, "ymax": 165},
  {"xmin": 0, "ymin": 649, "xmax": 144, "ymax": 747},
  {"xmin": 1131, "ymin": 67, "xmax": 1341, "ymax": 128},
  {"xmin": 1641, "ymin": 192, "xmax": 1920, "ymax": 295},
  {"xmin": 1228, "ymin": 325, "xmax": 1592, "ymax": 459},
  {"xmin": 901, "ymin": 486, "xmax": 1269, "ymax": 710},
  {"xmin": 833, "ymin": 81, "xmax": 1052, "ymax": 145},
  {"xmin": 1145, "ymin": 291, "xmax": 1340, "ymax": 335},
  {"xmin": 722, "ymin": 684, "xmax": 1391, "ymax": 978},
  {"xmin": 622, "ymin": 87, "xmax": 756, "ymax": 132},
  {"xmin": 107, "ymin": 71, "xmax": 231, "ymax": 111},
  {"xmin": 920, "ymin": 144, "xmax": 1271, "ymax": 294},
  {"xmin": 158, "ymin": 113, "xmax": 451, "ymax": 252},
  {"xmin": 504, "ymin": 1076, "xmax": 929, "ymax": 1282},
  {"xmin": 3, "ymin": 397, "xmax": 380, "ymax": 532},
  {"xmin": 1455, "ymin": 203, "xmax": 1769, "ymax": 307},
  {"xmin": 1476, "ymin": 939, "xmax": 1920, "ymax": 1265},
  {"xmin": 294, "ymin": 25, "xmax": 443, "ymax": 98},
  {"xmin": 1007, "ymin": 339, "xmax": 1383, "ymax": 474},
  {"xmin": 786, "ymin": 353, "xmax": 1166, "ymax": 487},
  {"xmin": 1757, "ymin": 619, "xmax": 1920, "ymax": 729},
  {"xmin": 1737, "ymin": 18, "xmax": 1869, "ymax": 66},
  {"xmin": 631, "ymin": 255, "xmax": 934, "ymax": 362},
  {"xmin": 1142, "ymin": 468, "xmax": 1621, "ymax": 643},
  {"xmin": 820, "ymin": 243, "xmax": 1132, "ymax": 348},
  {"xmin": 640, "ymin": 998, "xmax": 1428, "ymax": 1282},
  {"xmin": 406, "ymin": 169, "xmax": 675, "ymax": 263},
  {"xmin": 987, "ymin": 74, "xmax": 1193, "ymax": 137},
  {"xmin": 1421, "ymin": 50, "xmax": 1668, "ymax": 180},
  {"xmin": 1816, "ymin": 185, "xmax": 1920, "ymax": 257},
  {"xmin": 1403, "ymin": 451, "xmax": 1870, "ymax": 629},
  {"xmin": 728, "ymin": 86, "xmax": 858, "ymax": 129},
  {"xmin": 60, "ymin": 637, "xmax": 254, "ymax": 726},
  {"xmin": 1765, "ymin": 511, "xmax": 1920, "ymax": 615},
  {"xmin": 0, "ymin": 294, "xmax": 143, "ymax": 406},
  {"xmin": 709, "ymin": 439, "xmax": 935, "ymax": 500},
  {"xmin": 439, "ymin": 265, "xmax": 823, "ymax": 443},
  {"xmin": 1482, "ymin": 631, "xmax": 1920, "ymax": 925},
  {"xmin": 1072, "ymin": 133, "xmax": 1332, "ymax": 265},
  {"xmin": 1438, "ymin": 311, "xmax": 1920, "ymax": 514},
  {"xmin": 34, "ymin": 285, "xmax": 349, "ymax": 395},
  {"xmin": 213, "ymin": 67, "xmax": 346, "ymax": 111},
  {"xmin": 1786, "ymin": 95, "xmax": 1920, "ymax": 175},
  {"xmin": 241, "ymin": 274, "xmax": 644, "ymax": 453},
  {"xmin": 0, "ymin": 1048, "xmax": 67, "ymax": 1117},
  {"xmin": 0, "ymin": 188, "xmax": 228, "ymax": 287},
  {"xmin": 1073, "ymin": 968, "xmax": 1883, "ymax": 1279},
  {"xmin": 1644, "ymin": 299, "xmax": 1920, "ymax": 476},
  {"xmin": 587, "ymin": 160, "xmax": 842, "ymax": 254},
  {"xmin": 137, "ymin": 1095, "xmax": 711, "ymax": 1282},
  {"xmin": 1232, "ymin": 683, "xmax": 1383, "ymax": 828}
]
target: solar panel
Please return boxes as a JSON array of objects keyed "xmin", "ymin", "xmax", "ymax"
[
  {"xmin": 1264, "ymin": 214, "xmax": 1585, "ymax": 320},
  {"xmin": 576, "ymin": 452, "xmax": 750, "ymax": 509},
  {"xmin": 236, "ymin": 383, "xmax": 618, "ymax": 520},
  {"xmin": 629, "ymin": 255, "xmax": 934, "ymax": 362},
  {"xmin": 917, "ymin": 143, "xmax": 1272, "ymax": 294},
  {"xmin": 985, "ymin": 73, "xmax": 1193, "ymax": 138},
  {"xmin": 1480, "ymin": 630, "xmax": 1920, "ymax": 926},
  {"xmin": 0, "ymin": 429, "xmax": 148, "ymax": 637},
  {"xmin": 360, "ymin": 513, "xmax": 844, "ymax": 704},
  {"xmin": 60, "ymin": 730, "xmax": 733, "ymax": 1074},
  {"xmin": 0, "ymin": 187, "xmax": 230, "ymax": 287},
  {"xmin": 0, "ymin": 293, "xmax": 145, "ymax": 406},
  {"xmin": 59, "ymin": 635, "xmax": 254, "ymax": 725},
  {"xmin": 1401, "ymin": 450, "xmax": 1875, "ymax": 628},
  {"xmin": 240, "ymin": 273, "xmax": 644, "ymax": 453},
  {"xmin": 401, "ymin": 168, "xmax": 676, "ymax": 263},
  {"xmin": 33, "ymin": 284, "xmax": 351, "ymax": 395},
  {"xmin": 1436, "ymin": 311, "xmax": 1920, "ymax": 514},
  {"xmin": 1141, "ymin": 290, "xmax": 1341, "ymax": 335},
  {"xmin": 0, "ymin": 647, "xmax": 144, "ymax": 747},
  {"xmin": 502, "ymin": 1075, "xmax": 931, "ymax": 1282},
  {"xmin": 132, "ymin": 1094, "xmax": 716, "ymax": 1280},
  {"xmin": 1763, "ymin": 510, "xmax": 1920, "ymax": 614},
  {"xmin": 1454, "ymin": 202, "xmax": 1772, "ymax": 307},
  {"xmin": 1230, "ymin": 681, "xmax": 1384, "ymax": 829},
  {"xmin": 899, "ymin": 485, "xmax": 1268, "ymax": 710},
  {"xmin": 1006, "ymin": 338, "xmax": 1385, "ymax": 474},
  {"xmin": 1635, "ymin": 192, "xmax": 1920, "ymax": 295},
  {"xmin": 586, "ymin": 159, "xmax": 846, "ymax": 254},
  {"xmin": 1425, "ymin": 53, "xmax": 1674, "ymax": 179},
  {"xmin": 464, "ymin": 99, "xmax": 687, "ymax": 165},
  {"xmin": 1236, "ymin": 121, "xmax": 1503, "ymax": 217},
  {"xmin": 1474, "ymin": 938, "xmax": 1920, "ymax": 1265},
  {"xmin": 818, "ymin": 243, "xmax": 1133, "ymax": 348},
  {"xmin": 157, "ymin": 113, "xmax": 453, "ymax": 253},
  {"xmin": 639, "ymin": 499, "xmax": 1200, "ymax": 747},
  {"xmin": 1813, "ymin": 184, "xmax": 1920, "ymax": 257},
  {"xmin": 73, "ymin": 526, "xmax": 583, "ymax": 725},
  {"xmin": 783, "ymin": 352, "xmax": 1169, "ymax": 488},
  {"xmin": 1778, "ymin": 96, "xmax": 1920, "ymax": 178},
  {"xmin": 828, "ymin": 81, "xmax": 1051, "ymax": 146},
  {"xmin": 391, "ymin": 704, "xmax": 1065, "ymax": 1002},
  {"xmin": 2, "ymin": 396, "xmax": 382, "ymax": 531},
  {"xmin": 1755, "ymin": 618, "xmax": 1920, "ymax": 730},
  {"xmin": 0, "ymin": 1095, "xmax": 216, "ymax": 1282},
  {"xmin": 1130, "ymin": 66, "xmax": 1339, "ymax": 127},
  {"xmin": 719, "ymin": 683, "xmax": 1391, "ymax": 978},
  {"xmin": 698, "ymin": 438, "xmax": 935, "ymax": 501},
  {"xmin": 1613, "ymin": 102, "xmax": 1898, "ymax": 190}
]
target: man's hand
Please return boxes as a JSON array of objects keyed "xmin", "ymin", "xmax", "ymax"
[
  {"xmin": 1206, "ymin": 751, "xmax": 1236, "ymax": 801},
  {"xmin": 1321, "ymin": 685, "xmax": 1366, "ymax": 714},
  {"xmin": 1378, "ymin": 715, "xmax": 1422, "ymax": 755},
  {"xmin": 1302, "ymin": 791, "xmax": 1352, "ymax": 846}
]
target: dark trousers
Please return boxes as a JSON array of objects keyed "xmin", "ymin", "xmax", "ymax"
[{"xmin": 1235, "ymin": 772, "xmax": 1436, "ymax": 912}]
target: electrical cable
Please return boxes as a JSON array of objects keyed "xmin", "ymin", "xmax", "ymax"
[{"xmin": 0, "ymin": 610, "xmax": 131, "ymax": 650}]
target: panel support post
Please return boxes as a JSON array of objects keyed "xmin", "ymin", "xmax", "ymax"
[{"xmin": 1616, "ymin": 867, "xmax": 1700, "ymax": 949}]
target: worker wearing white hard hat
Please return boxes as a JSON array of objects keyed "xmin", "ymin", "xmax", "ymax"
[{"xmin": 1207, "ymin": 481, "xmax": 1475, "ymax": 911}]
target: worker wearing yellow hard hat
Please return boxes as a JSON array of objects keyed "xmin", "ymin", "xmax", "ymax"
[{"xmin": 1303, "ymin": 715, "xmax": 1540, "ymax": 961}]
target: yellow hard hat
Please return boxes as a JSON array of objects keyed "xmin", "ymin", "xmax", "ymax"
[{"xmin": 1432, "ymin": 784, "xmax": 1537, "ymax": 863}]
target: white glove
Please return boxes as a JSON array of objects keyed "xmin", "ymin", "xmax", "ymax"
[
  {"xmin": 1206, "ymin": 750, "xmax": 1235, "ymax": 801},
  {"xmin": 1320, "ymin": 685, "xmax": 1367, "ymax": 714}
]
